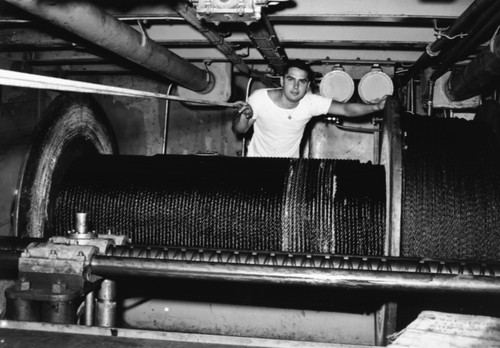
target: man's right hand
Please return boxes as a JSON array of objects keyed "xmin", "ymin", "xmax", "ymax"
[{"xmin": 234, "ymin": 101, "xmax": 254, "ymax": 119}]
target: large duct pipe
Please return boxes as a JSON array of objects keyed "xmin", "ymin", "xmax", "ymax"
[
  {"xmin": 401, "ymin": 0, "xmax": 497, "ymax": 85},
  {"xmin": 431, "ymin": 2, "xmax": 500, "ymax": 82},
  {"xmin": 4, "ymin": 0, "xmax": 214, "ymax": 93},
  {"xmin": 446, "ymin": 31, "xmax": 500, "ymax": 100}
]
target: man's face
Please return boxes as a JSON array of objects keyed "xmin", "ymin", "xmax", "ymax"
[{"xmin": 282, "ymin": 67, "xmax": 310, "ymax": 103}]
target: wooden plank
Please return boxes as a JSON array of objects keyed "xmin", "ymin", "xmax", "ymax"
[{"xmin": 389, "ymin": 311, "xmax": 500, "ymax": 347}]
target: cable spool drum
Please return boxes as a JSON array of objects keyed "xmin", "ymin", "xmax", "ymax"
[
  {"xmin": 13, "ymin": 93, "xmax": 117, "ymax": 238},
  {"xmin": 379, "ymin": 97, "xmax": 500, "ymax": 261},
  {"xmin": 401, "ymin": 114, "xmax": 500, "ymax": 261},
  {"xmin": 53, "ymin": 155, "xmax": 387, "ymax": 255},
  {"xmin": 319, "ymin": 64, "xmax": 355, "ymax": 102},
  {"xmin": 358, "ymin": 64, "xmax": 394, "ymax": 104}
]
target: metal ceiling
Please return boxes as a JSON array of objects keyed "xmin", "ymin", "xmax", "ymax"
[{"xmin": 0, "ymin": 0, "xmax": 479, "ymax": 78}]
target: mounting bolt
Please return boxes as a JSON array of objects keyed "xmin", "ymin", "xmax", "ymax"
[
  {"xmin": 83, "ymin": 267, "xmax": 92, "ymax": 281},
  {"xmin": 52, "ymin": 280, "xmax": 67, "ymax": 294},
  {"xmin": 48, "ymin": 250, "xmax": 58, "ymax": 259},
  {"xmin": 76, "ymin": 250, "xmax": 86, "ymax": 262},
  {"xmin": 20, "ymin": 280, "xmax": 31, "ymax": 291}
]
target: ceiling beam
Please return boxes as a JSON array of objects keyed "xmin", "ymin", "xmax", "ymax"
[{"xmin": 246, "ymin": 12, "xmax": 287, "ymax": 75}]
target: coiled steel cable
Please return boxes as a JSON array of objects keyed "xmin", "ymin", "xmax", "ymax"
[
  {"xmin": 401, "ymin": 114, "xmax": 500, "ymax": 261},
  {"xmin": 54, "ymin": 155, "xmax": 386, "ymax": 255}
]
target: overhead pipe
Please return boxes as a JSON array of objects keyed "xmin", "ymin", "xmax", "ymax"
[
  {"xmin": 4, "ymin": 0, "xmax": 214, "ymax": 93},
  {"xmin": 401, "ymin": 0, "xmax": 497, "ymax": 85},
  {"xmin": 431, "ymin": 2, "xmax": 500, "ymax": 82},
  {"xmin": 446, "ymin": 30, "xmax": 500, "ymax": 101}
]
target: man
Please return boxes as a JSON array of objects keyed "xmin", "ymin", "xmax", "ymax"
[{"xmin": 233, "ymin": 59, "xmax": 387, "ymax": 158}]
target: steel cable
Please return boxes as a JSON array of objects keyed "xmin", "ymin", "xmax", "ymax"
[
  {"xmin": 54, "ymin": 155, "xmax": 385, "ymax": 255},
  {"xmin": 401, "ymin": 114, "xmax": 500, "ymax": 261}
]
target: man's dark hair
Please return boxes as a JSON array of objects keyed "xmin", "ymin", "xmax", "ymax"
[{"xmin": 283, "ymin": 59, "xmax": 314, "ymax": 82}]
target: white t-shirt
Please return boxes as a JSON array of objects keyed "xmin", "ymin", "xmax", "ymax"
[{"xmin": 247, "ymin": 88, "xmax": 332, "ymax": 157}]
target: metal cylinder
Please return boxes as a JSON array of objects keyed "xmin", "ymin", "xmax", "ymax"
[
  {"xmin": 426, "ymin": 80, "xmax": 434, "ymax": 116},
  {"xmin": 6, "ymin": 298, "xmax": 40, "ymax": 322},
  {"xmin": 75, "ymin": 213, "xmax": 88, "ymax": 234},
  {"xmin": 90, "ymin": 255, "xmax": 500, "ymax": 294},
  {"xmin": 96, "ymin": 279, "xmax": 117, "ymax": 327},
  {"xmin": 4, "ymin": 0, "xmax": 213, "ymax": 93},
  {"xmin": 41, "ymin": 300, "xmax": 76, "ymax": 324},
  {"xmin": 84, "ymin": 291, "xmax": 95, "ymax": 326},
  {"xmin": 53, "ymin": 155, "xmax": 386, "ymax": 255}
]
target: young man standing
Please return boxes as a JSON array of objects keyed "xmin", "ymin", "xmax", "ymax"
[{"xmin": 233, "ymin": 59, "xmax": 387, "ymax": 158}]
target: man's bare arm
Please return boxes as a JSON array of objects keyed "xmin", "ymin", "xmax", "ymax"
[{"xmin": 327, "ymin": 96, "xmax": 387, "ymax": 117}]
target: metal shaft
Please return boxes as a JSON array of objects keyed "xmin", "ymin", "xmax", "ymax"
[
  {"xmin": 91, "ymin": 255, "xmax": 500, "ymax": 294},
  {"xmin": 84, "ymin": 291, "xmax": 95, "ymax": 326}
]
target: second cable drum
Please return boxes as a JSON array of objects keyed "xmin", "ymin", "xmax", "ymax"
[{"xmin": 52, "ymin": 155, "xmax": 386, "ymax": 255}]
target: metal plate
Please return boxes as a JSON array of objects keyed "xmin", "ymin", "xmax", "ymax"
[
  {"xmin": 358, "ymin": 71, "xmax": 394, "ymax": 104},
  {"xmin": 319, "ymin": 70, "xmax": 355, "ymax": 102}
]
